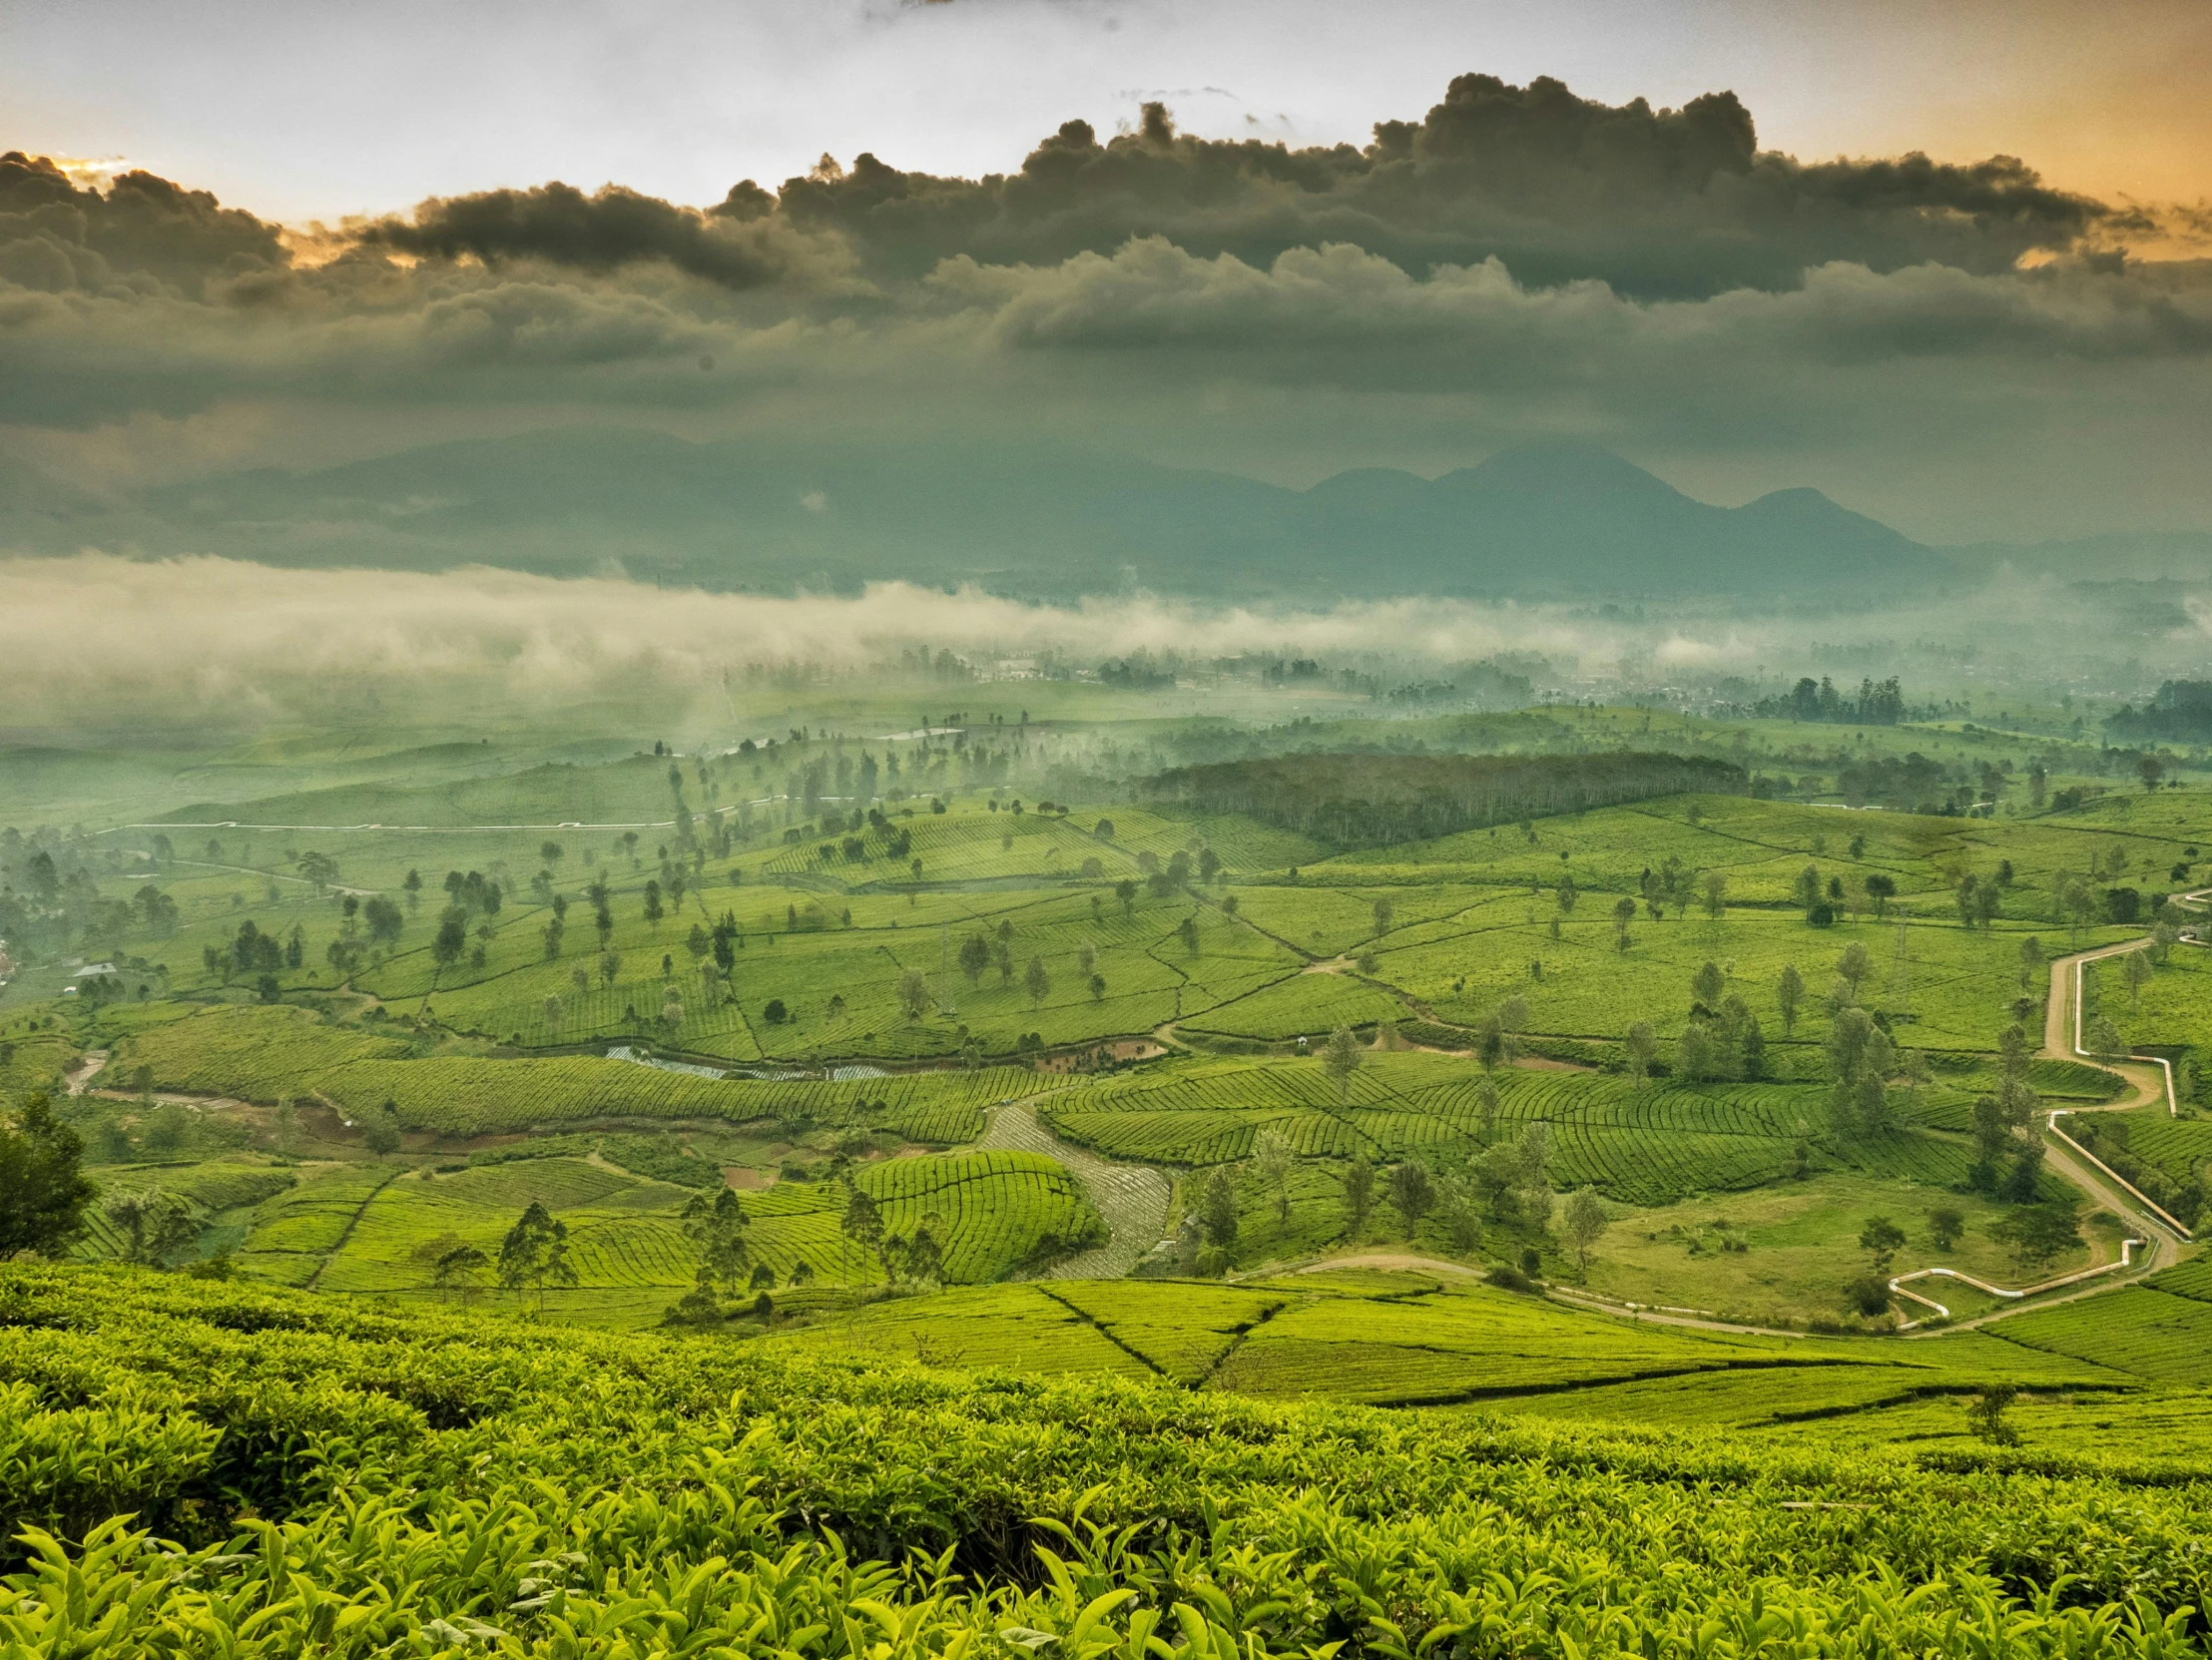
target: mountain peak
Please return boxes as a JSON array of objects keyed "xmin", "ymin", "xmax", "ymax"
[{"xmin": 1441, "ymin": 440, "xmax": 1690, "ymax": 503}]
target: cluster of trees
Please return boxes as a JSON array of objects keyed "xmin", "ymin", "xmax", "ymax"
[
  {"xmin": 1188, "ymin": 1027, "xmax": 1609, "ymax": 1280},
  {"xmin": 953, "ymin": 919, "xmax": 1057, "ymax": 1007},
  {"xmin": 1144, "ymin": 752, "xmax": 1745, "ymax": 850},
  {"xmin": 1968, "ymin": 1022, "xmax": 2045, "ymax": 1198},
  {"xmin": 1755, "ymin": 676, "xmax": 1906, "ymax": 726},
  {"xmin": 2105, "ymin": 680, "xmax": 2212, "ymax": 746},
  {"xmin": 2068, "ymin": 1114, "xmax": 2207, "ymax": 1228},
  {"xmin": 0, "ymin": 1093, "xmax": 96, "ymax": 1259},
  {"xmin": 1674, "ymin": 959, "xmax": 1767, "ymax": 1083},
  {"xmin": 204, "ymin": 918, "xmax": 301, "ymax": 998},
  {"xmin": 1833, "ymin": 753, "xmax": 1975, "ymax": 814},
  {"xmin": 427, "ymin": 868, "xmax": 507, "ymax": 981}
]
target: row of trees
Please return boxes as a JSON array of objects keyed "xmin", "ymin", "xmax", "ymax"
[{"xmin": 1147, "ymin": 752, "xmax": 1746, "ymax": 849}]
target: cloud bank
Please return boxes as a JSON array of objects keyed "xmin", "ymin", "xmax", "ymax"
[{"xmin": 4, "ymin": 72, "xmax": 2211, "ymax": 541}]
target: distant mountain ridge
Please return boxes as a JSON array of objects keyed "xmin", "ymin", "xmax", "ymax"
[{"xmin": 0, "ymin": 428, "xmax": 1944, "ymax": 600}]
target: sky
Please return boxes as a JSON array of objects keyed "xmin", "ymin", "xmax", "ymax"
[
  {"xmin": 2, "ymin": 0, "xmax": 2210, "ymax": 548},
  {"xmin": 10, "ymin": 0, "xmax": 2211, "ymax": 220}
]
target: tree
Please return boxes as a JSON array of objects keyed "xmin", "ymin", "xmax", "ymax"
[
  {"xmin": 498, "ymin": 1201, "xmax": 577, "ymax": 1314},
  {"xmin": 897, "ymin": 969, "xmax": 930, "ymax": 1022},
  {"xmin": 1676, "ymin": 1021, "xmax": 1718, "ymax": 1083},
  {"xmin": 681, "ymin": 1186, "xmax": 750, "ymax": 1295},
  {"xmin": 1840, "ymin": 1276, "xmax": 1892, "ymax": 1319},
  {"xmin": 1343, "ymin": 1157, "xmax": 1376, "ymax": 1240},
  {"xmin": 1836, "ymin": 940, "xmax": 1873, "ymax": 1004},
  {"xmin": 1322, "ymin": 1023, "xmax": 1363, "ymax": 1104},
  {"xmin": 1495, "ymin": 995, "xmax": 1528, "ymax": 1047},
  {"xmin": 1252, "ymin": 1129, "xmax": 1295, "ymax": 1222},
  {"xmin": 362, "ymin": 1101, "xmax": 402, "ymax": 1156},
  {"xmin": 1777, "ymin": 963, "xmax": 1805, "ymax": 1035},
  {"xmin": 1739, "ymin": 1011, "xmax": 1767, "ymax": 1080},
  {"xmin": 1115, "ymin": 878, "xmax": 1137, "ymax": 917},
  {"xmin": 430, "ymin": 910, "xmax": 468, "ymax": 981},
  {"xmin": 1372, "ymin": 896, "xmax": 1394, "ymax": 936},
  {"xmin": 363, "ymin": 895, "xmax": 404, "ymax": 944},
  {"xmin": 2122, "ymin": 946, "xmax": 2153, "ymax": 1009},
  {"xmin": 1988, "ymin": 1200, "xmax": 2081, "ymax": 1274},
  {"xmin": 1389, "ymin": 1161, "xmax": 1434, "ymax": 1234},
  {"xmin": 896, "ymin": 1222, "xmax": 944, "ymax": 1286},
  {"xmin": 1848, "ymin": 872, "xmax": 1892, "ymax": 920},
  {"xmin": 1690, "ymin": 959, "xmax": 1725, "ymax": 1011},
  {"xmin": 1858, "ymin": 1215, "xmax": 1907, "ymax": 1274},
  {"xmin": 1561, "ymin": 1188, "xmax": 1608, "ymax": 1279},
  {"xmin": 600, "ymin": 949, "xmax": 622, "ymax": 990},
  {"xmin": 1197, "ymin": 1165, "xmax": 1239, "ymax": 1246},
  {"xmin": 2018, "ymin": 934, "xmax": 2045, "ymax": 990},
  {"xmin": 1473, "ymin": 1014, "xmax": 1505, "ymax": 1074},
  {"xmin": 1927, "ymin": 1206, "xmax": 1965, "ymax": 1251},
  {"xmin": 432, "ymin": 1244, "xmax": 489, "ymax": 1305},
  {"xmin": 1623, "ymin": 1022, "xmax": 1658, "ymax": 1087},
  {"xmin": 1966, "ymin": 1384, "xmax": 2020, "ymax": 1446},
  {"xmin": 1474, "ymin": 1073, "xmax": 1501, "ymax": 1140},
  {"xmin": 957, "ymin": 930, "xmax": 991, "ymax": 984},
  {"xmin": 0, "ymin": 1094, "xmax": 96, "ymax": 1257},
  {"xmin": 1792, "ymin": 864, "xmax": 1822, "ymax": 916},
  {"xmin": 840, "ymin": 1186, "xmax": 886, "ymax": 1281},
  {"xmin": 1701, "ymin": 869, "xmax": 1726, "ymax": 919},
  {"xmin": 1555, "ymin": 873, "xmax": 1577, "ymax": 916},
  {"xmin": 1611, "ymin": 895, "xmax": 1636, "ymax": 948},
  {"xmin": 402, "ymin": 868, "xmax": 422, "ymax": 911},
  {"xmin": 2139, "ymin": 753, "xmax": 2167, "ymax": 792},
  {"xmin": 1024, "ymin": 954, "xmax": 1051, "ymax": 1005},
  {"xmin": 104, "ymin": 1187, "xmax": 200, "ymax": 1266}
]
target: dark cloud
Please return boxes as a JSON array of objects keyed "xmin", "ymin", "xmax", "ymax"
[
  {"xmin": 1, "ymin": 73, "xmax": 2209, "ymax": 541},
  {"xmin": 328, "ymin": 75, "xmax": 2126, "ymax": 303},
  {"xmin": 771, "ymin": 74, "xmax": 2118, "ymax": 298},
  {"xmin": 355, "ymin": 180, "xmax": 845, "ymax": 291},
  {"xmin": 0, "ymin": 151, "xmax": 287, "ymax": 296}
]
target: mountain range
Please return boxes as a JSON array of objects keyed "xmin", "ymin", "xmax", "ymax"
[{"xmin": 1, "ymin": 428, "xmax": 2197, "ymax": 601}]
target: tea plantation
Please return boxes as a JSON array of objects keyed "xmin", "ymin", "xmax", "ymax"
[{"xmin": 6, "ymin": 1263, "xmax": 2212, "ymax": 1658}]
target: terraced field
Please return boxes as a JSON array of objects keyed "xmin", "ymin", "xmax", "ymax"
[
  {"xmin": 1991, "ymin": 1287, "xmax": 2212, "ymax": 1384},
  {"xmin": 112, "ymin": 1003, "xmax": 1049, "ymax": 1139},
  {"xmin": 1036, "ymin": 1049, "xmax": 1961, "ymax": 1206},
  {"xmin": 778, "ymin": 1269, "xmax": 2131, "ymax": 1413}
]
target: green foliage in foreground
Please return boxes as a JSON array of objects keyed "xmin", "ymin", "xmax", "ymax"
[{"xmin": 4, "ymin": 1264, "xmax": 2212, "ymax": 1658}]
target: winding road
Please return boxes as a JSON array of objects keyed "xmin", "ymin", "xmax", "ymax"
[{"xmin": 1881, "ymin": 917, "xmax": 2202, "ymax": 1329}]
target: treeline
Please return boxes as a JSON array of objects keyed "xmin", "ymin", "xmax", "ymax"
[
  {"xmin": 1755, "ymin": 676, "xmax": 1905, "ymax": 725},
  {"xmin": 1142, "ymin": 751, "xmax": 1746, "ymax": 848},
  {"xmin": 2106, "ymin": 680, "xmax": 2212, "ymax": 745}
]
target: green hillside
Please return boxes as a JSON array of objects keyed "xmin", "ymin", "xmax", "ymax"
[{"xmin": 3, "ymin": 1264, "xmax": 2209, "ymax": 1658}]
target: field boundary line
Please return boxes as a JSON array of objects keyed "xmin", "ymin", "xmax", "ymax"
[
  {"xmin": 1195, "ymin": 1295, "xmax": 1294, "ymax": 1388},
  {"xmin": 302, "ymin": 1166, "xmax": 407, "ymax": 1291},
  {"xmin": 1031, "ymin": 1286, "xmax": 1170, "ymax": 1379}
]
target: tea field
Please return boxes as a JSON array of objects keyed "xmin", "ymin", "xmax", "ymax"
[
  {"xmin": 13, "ymin": 744, "xmax": 2212, "ymax": 1370},
  {"xmin": 14, "ymin": 1262, "xmax": 2212, "ymax": 1658}
]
